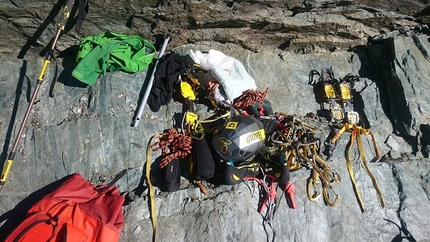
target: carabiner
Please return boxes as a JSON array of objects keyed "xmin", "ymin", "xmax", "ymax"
[
  {"xmin": 307, "ymin": 174, "xmax": 322, "ymax": 201},
  {"xmin": 187, "ymin": 122, "xmax": 204, "ymax": 140},
  {"xmin": 323, "ymin": 185, "xmax": 339, "ymax": 207},
  {"xmin": 321, "ymin": 166, "xmax": 341, "ymax": 184},
  {"xmin": 286, "ymin": 150, "xmax": 301, "ymax": 171},
  {"xmin": 330, "ymin": 170, "xmax": 342, "ymax": 183},
  {"xmin": 190, "ymin": 131, "xmax": 204, "ymax": 140}
]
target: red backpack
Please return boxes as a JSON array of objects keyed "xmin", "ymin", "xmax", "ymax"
[{"xmin": 5, "ymin": 172, "xmax": 125, "ymax": 242}]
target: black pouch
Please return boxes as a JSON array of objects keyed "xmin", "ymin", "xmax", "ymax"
[
  {"xmin": 264, "ymin": 153, "xmax": 291, "ymax": 184},
  {"xmin": 164, "ymin": 158, "xmax": 181, "ymax": 192},
  {"xmin": 224, "ymin": 161, "xmax": 261, "ymax": 185},
  {"xmin": 192, "ymin": 136, "xmax": 217, "ymax": 181},
  {"xmin": 274, "ymin": 162, "xmax": 290, "ymax": 184}
]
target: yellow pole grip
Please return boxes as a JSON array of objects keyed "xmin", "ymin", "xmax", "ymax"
[
  {"xmin": 0, "ymin": 159, "xmax": 13, "ymax": 183},
  {"xmin": 38, "ymin": 59, "xmax": 51, "ymax": 81}
]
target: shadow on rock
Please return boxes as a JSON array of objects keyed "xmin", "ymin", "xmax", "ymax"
[
  {"xmin": 59, "ymin": 45, "xmax": 88, "ymax": 87},
  {"xmin": 352, "ymin": 38, "xmax": 420, "ymax": 154},
  {"xmin": 419, "ymin": 124, "xmax": 430, "ymax": 158},
  {"xmin": 384, "ymin": 218, "xmax": 417, "ymax": 242},
  {"xmin": 18, "ymin": 0, "xmax": 86, "ymax": 60},
  {"xmin": 0, "ymin": 174, "xmax": 74, "ymax": 241},
  {"xmin": 0, "ymin": 60, "xmax": 31, "ymax": 181}
]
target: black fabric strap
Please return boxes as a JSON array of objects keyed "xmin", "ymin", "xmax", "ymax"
[
  {"xmin": 97, "ymin": 169, "xmax": 127, "ymax": 193},
  {"xmin": 75, "ymin": 0, "xmax": 88, "ymax": 33}
]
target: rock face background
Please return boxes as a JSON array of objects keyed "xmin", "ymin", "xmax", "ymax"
[{"xmin": 1, "ymin": 0, "xmax": 430, "ymax": 241}]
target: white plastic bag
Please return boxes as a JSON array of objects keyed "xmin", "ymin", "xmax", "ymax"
[{"xmin": 190, "ymin": 49, "xmax": 257, "ymax": 100}]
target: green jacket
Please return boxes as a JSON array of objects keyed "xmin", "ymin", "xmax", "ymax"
[{"xmin": 72, "ymin": 31, "xmax": 156, "ymax": 85}]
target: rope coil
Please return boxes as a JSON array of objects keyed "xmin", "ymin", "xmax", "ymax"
[{"xmin": 151, "ymin": 128, "xmax": 193, "ymax": 169}]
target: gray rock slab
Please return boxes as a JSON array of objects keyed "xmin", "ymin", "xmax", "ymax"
[{"xmin": 1, "ymin": 38, "xmax": 430, "ymax": 242}]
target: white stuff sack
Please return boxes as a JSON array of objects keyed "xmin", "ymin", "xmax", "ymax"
[{"xmin": 189, "ymin": 49, "xmax": 257, "ymax": 100}]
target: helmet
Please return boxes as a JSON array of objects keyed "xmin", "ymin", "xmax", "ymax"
[{"xmin": 212, "ymin": 115, "xmax": 266, "ymax": 162}]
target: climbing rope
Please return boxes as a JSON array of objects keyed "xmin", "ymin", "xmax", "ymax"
[
  {"xmin": 233, "ymin": 87, "xmax": 269, "ymax": 110},
  {"xmin": 151, "ymin": 128, "xmax": 193, "ymax": 169}
]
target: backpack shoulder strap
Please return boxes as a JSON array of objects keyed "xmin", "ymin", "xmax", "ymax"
[{"xmin": 5, "ymin": 213, "xmax": 56, "ymax": 242}]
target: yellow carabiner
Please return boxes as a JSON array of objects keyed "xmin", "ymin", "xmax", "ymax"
[
  {"xmin": 186, "ymin": 120, "xmax": 204, "ymax": 140},
  {"xmin": 323, "ymin": 185, "xmax": 339, "ymax": 207},
  {"xmin": 307, "ymin": 172, "xmax": 322, "ymax": 201},
  {"xmin": 185, "ymin": 111, "xmax": 198, "ymax": 124},
  {"xmin": 286, "ymin": 149, "xmax": 301, "ymax": 171},
  {"xmin": 330, "ymin": 169, "xmax": 342, "ymax": 183}
]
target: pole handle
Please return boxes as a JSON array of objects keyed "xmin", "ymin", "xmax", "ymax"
[
  {"xmin": 59, "ymin": 0, "xmax": 75, "ymax": 30},
  {"xmin": 0, "ymin": 0, "xmax": 76, "ymax": 193}
]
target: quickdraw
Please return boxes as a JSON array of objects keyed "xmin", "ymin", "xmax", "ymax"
[
  {"xmin": 260, "ymin": 111, "xmax": 342, "ymax": 206},
  {"xmin": 301, "ymin": 143, "xmax": 341, "ymax": 207}
]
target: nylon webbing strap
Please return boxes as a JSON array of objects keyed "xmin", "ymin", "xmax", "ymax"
[
  {"xmin": 96, "ymin": 169, "xmax": 127, "ymax": 193},
  {"xmin": 146, "ymin": 135, "xmax": 158, "ymax": 242},
  {"xmin": 346, "ymin": 127, "xmax": 385, "ymax": 213},
  {"xmin": 75, "ymin": 0, "xmax": 88, "ymax": 33},
  {"xmin": 345, "ymin": 129, "xmax": 365, "ymax": 212},
  {"xmin": 356, "ymin": 129, "xmax": 385, "ymax": 208}
]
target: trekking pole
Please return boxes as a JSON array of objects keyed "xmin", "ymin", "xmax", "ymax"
[
  {"xmin": 132, "ymin": 35, "xmax": 171, "ymax": 127},
  {"xmin": 0, "ymin": 0, "xmax": 75, "ymax": 193}
]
